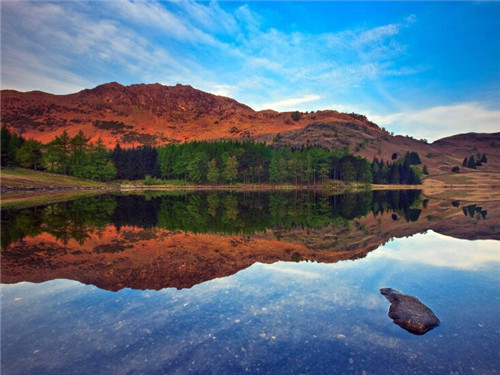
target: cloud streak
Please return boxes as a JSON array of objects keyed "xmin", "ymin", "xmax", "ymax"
[
  {"xmin": 370, "ymin": 103, "xmax": 500, "ymax": 141},
  {"xmin": 1, "ymin": 1, "xmax": 497, "ymax": 139},
  {"xmin": 261, "ymin": 94, "xmax": 322, "ymax": 111},
  {"xmin": 1, "ymin": 1, "xmax": 413, "ymax": 97}
]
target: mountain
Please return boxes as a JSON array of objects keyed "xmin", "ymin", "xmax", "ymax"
[
  {"xmin": 2, "ymin": 82, "xmax": 499, "ymax": 174},
  {"xmin": 1, "ymin": 82, "xmax": 377, "ymax": 146}
]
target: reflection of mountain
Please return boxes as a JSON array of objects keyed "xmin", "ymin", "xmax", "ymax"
[
  {"xmin": 271, "ymin": 199, "xmax": 500, "ymax": 252},
  {"xmin": 1, "ymin": 193, "xmax": 499, "ymax": 291},
  {"xmin": 1, "ymin": 226, "xmax": 372, "ymax": 291}
]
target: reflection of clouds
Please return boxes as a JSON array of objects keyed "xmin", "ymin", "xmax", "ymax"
[
  {"xmin": 193, "ymin": 274, "xmax": 236, "ymax": 291},
  {"xmin": 1, "ymin": 279, "xmax": 86, "ymax": 296},
  {"xmin": 264, "ymin": 263, "xmax": 321, "ymax": 279},
  {"xmin": 3, "ymin": 230, "xmax": 498, "ymax": 374},
  {"xmin": 350, "ymin": 325, "xmax": 400, "ymax": 349},
  {"xmin": 369, "ymin": 230, "xmax": 500, "ymax": 271},
  {"xmin": 245, "ymin": 262, "xmax": 386, "ymax": 312}
]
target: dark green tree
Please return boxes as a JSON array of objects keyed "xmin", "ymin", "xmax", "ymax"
[
  {"xmin": 291, "ymin": 111, "xmax": 302, "ymax": 121},
  {"xmin": 405, "ymin": 151, "xmax": 422, "ymax": 165},
  {"xmin": 15, "ymin": 139, "xmax": 43, "ymax": 170},
  {"xmin": 466, "ymin": 155, "xmax": 477, "ymax": 169},
  {"xmin": 43, "ymin": 130, "xmax": 71, "ymax": 173},
  {"xmin": 1, "ymin": 126, "xmax": 24, "ymax": 167},
  {"xmin": 207, "ymin": 159, "xmax": 220, "ymax": 184},
  {"xmin": 340, "ymin": 158, "xmax": 356, "ymax": 182},
  {"xmin": 223, "ymin": 155, "xmax": 238, "ymax": 185},
  {"xmin": 69, "ymin": 130, "xmax": 90, "ymax": 177}
]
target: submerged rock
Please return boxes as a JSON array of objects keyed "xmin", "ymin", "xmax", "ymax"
[{"xmin": 380, "ymin": 288, "xmax": 440, "ymax": 335}]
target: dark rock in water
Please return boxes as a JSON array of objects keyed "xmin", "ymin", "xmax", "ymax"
[{"xmin": 380, "ymin": 288, "xmax": 440, "ymax": 335}]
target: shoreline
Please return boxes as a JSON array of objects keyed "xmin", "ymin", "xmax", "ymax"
[
  {"xmin": 3, "ymin": 169, "xmax": 500, "ymax": 207},
  {"xmin": 2, "ymin": 182, "xmax": 424, "ymax": 193}
]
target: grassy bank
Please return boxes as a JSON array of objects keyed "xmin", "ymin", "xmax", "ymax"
[
  {"xmin": 119, "ymin": 179, "xmax": 374, "ymax": 192},
  {"xmin": 1, "ymin": 167, "xmax": 426, "ymax": 196},
  {"xmin": 1, "ymin": 168, "xmax": 114, "ymax": 190}
]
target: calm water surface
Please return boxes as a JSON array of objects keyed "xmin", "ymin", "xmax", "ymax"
[{"xmin": 1, "ymin": 191, "xmax": 499, "ymax": 374}]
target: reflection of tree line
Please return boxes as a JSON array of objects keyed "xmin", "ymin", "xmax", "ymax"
[
  {"xmin": 1, "ymin": 197, "xmax": 117, "ymax": 248},
  {"xmin": 1, "ymin": 190, "xmax": 422, "ymax": 248},
  {"xmin": 462, "ymin": 204, "xmax": 488, "ymax": 220}
]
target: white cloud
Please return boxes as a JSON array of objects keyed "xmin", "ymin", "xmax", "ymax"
[
  {"xmin": 261, "ymin": 94, "xmax": 322, "ymax": 111},
  {"xmin": 370, "ymin": 102, "xmax": 500, "ymax": 141},
  {"xmin": 1, "ymin": 0, "xmax": 420, "ymax": 113},
  {"xmin": 355, "ymin": 24, "xmax": 399, "ymax": 46},
  {"xmin": 210, "ymin": 84, "xmax": 237, "ymax": 97},
  {"xmin": 1, "ymin": 1, "xmax": 203, "ymax": 93},
  {"xmin": 263, "ymin": 263, "xmax": 321, "ymax": 279}
]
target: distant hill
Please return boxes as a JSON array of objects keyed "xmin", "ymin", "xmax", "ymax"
[{"xmin": 2, "ymin": 82, "xmax": 499, "ymax": 174}]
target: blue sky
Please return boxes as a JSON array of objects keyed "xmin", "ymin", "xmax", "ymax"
[{"xmin": 1, "ymin": 1, "xmax": 499, "ymax": 141}]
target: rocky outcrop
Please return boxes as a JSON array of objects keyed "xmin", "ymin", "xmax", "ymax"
[
  {"xmin": 380, "ymin": 288, "xmax": 440, "ymax": 335},
  {"xmin": 0, "ymin": 83, "xmax": 375, "ymax": 149}
]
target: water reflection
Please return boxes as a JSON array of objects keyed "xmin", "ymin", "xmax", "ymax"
[
  {"xmin": 2, "ymin": 190, "xmax": 423, "ymax": 248},
  {"xmin": 2, "ymin": 191, "xmax": 499, "ymax": 290},
  {"xmin": 372, "ymin": 231, "xmax": 500, "ymax": 270},
  {"xmin": 1, "ymin": 231, "xmax": 499, "ymax": 375}
]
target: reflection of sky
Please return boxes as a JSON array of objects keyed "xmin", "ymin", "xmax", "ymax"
[
  {"xmin": 368, "ymin": 230, "xmax": 500, "ymax": 271},
  {"xmin": 1, "ymin": 233, "xmax": 499, "ymax": 374}
]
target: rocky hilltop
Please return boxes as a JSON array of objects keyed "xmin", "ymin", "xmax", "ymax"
[
  {"xmin": 2, "ymin": 82, "xmax": 499, "ymax": 174},
  {"xmin": 1, "ymin": 82, "xmax": 377, "ymax": 147}
]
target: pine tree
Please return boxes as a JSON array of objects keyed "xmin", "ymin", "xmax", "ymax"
[
  {"xmin": 69, "ymin": 130, "xmax": 90, "ymax": 177},
  {"xmin": 304, "ymin": 154, "xmax": 314, "ymax": 185},
  {"xmin": 405, "ymin": 151, "xmax": 422, "ymax": 165},
  {"xmin": 288, "ymin": 156, "xmax": 303, "ymax": 184},
  {"xmin": 223, "ymin": 155, "xmax": 238, "ymax": 185},
  {"xmin": 15, "ymin": 139, "xmax": 43, "ymax": 170},
  {"xmin": 358, "ymin": 159, "xmax": 373, "ymax": 182},
  {"xmin": 341, "ymin": 159, "xmax": 356, "ymax": 181},
  {"xmin": 269, "ymin": 155, "xmax": 280, "ymax": 183},
  {"xmin": 101, "ymin": 160, "xmax": 117, "ymax": 181},
  {"xmin": 207, "ymin": 159, "xmax": 219, "ymax": 184},
  {"xmin": 1, "ymin": 126, "xmax": 24, "ymax": 167},
  {"xmin": 466, "ymin": 155, "xmax": 477, "ymax": 169},
  {"xmin": 186, "ymin": 152, "xmax": 205, "ymax": 182},
  {"xmin": 390, "ymin": 164, "xmax": 400, "ymax": 184},
  {"xmin": 43, "ymin": 130, "xmax": 71, "ymax": 174},
  {"xmin": 277, "ymin": 158, "xmax": 289, "ymax": 182}
]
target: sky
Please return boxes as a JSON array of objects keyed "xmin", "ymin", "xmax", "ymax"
[{"xmin": 1, "ymin": 1, "xmax": 499, "ymax": 141}]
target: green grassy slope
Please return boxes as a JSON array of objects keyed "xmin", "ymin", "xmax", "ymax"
[{"xmin": 1, "ymin": 168, "xmax": 111, "ymax": 189}]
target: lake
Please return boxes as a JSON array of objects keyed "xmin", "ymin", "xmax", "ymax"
[{"xmin": 1, "ymin": 191, "xmax": 499, "ymax": 374}]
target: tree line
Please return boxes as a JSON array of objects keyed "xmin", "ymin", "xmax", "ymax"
[
  {"xmin": 371, "ymin": 153, "xmax": 422, "ymax": 185},
  {"xmin": 1, "ymin": 126, "xmax": 116, "ymax": 181},
  {"xmin": 2, "ymin": 126, "xmax": 422, "ymax": 185},
  {"xmin": 113, "ymin": 141, "xmax": 422, "ymax": 185}
]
